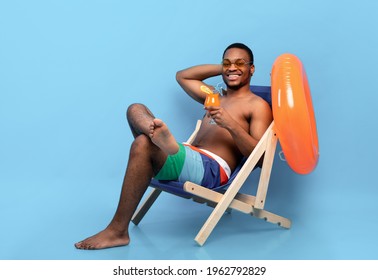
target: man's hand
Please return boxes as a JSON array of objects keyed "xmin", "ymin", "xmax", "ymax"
[{"xmin": 204, "ymin": 106, "xmax": 236, "ymax": 129}]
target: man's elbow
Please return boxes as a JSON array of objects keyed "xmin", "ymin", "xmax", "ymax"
[{"xmin": 176, "ymin": 70, "xmax": 184, "ymax": 84}]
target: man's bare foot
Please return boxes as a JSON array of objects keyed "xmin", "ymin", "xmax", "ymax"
[
  {"xmin": 75, "ymin": 228, "xmax": 130, "ymax": 250},
  {"xmin": 149, "ymin": 119, "xmax": 179, "ymax": 155}
]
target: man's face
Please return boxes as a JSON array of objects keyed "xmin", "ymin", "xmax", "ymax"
[{"xmin": 222, "ymin": 48, "xmax": 255, "ymax": 90}]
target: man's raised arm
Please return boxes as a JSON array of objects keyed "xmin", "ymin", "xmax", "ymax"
[{"xmin": 176, "ymin": 64, "xmax": 222, "ymax": 104}]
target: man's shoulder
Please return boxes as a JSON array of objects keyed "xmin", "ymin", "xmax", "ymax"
[
  {"xmin": 223, "ymin": 90, "xmax": 271, "ymax": 111},
  {"xmin": 247, "ymin": 92, "xmax": 270, "ymax": 107},
  {"xmin": 246, "ymin": 93, "xmax": 272, "ymax": 119}
]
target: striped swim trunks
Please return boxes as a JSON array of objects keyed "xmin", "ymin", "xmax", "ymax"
[{"xmin": 154, "ymin": 143, "xmax": 231, "ymax": 189}]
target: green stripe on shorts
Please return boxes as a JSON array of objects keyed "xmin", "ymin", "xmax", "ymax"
[{"xmin": 154, "ymin": 143, "xmax": 186, "ymax": 180}]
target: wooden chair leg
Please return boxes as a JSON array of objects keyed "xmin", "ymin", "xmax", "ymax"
[
  {"xmin": 132, "ymin": 189, "xmax": 162, "ymax": 225},
  {"xmin": 254, "ymin": 128, "xmax": 277, "ymax": 209},
  {"xmin": 253, "ymin": 209, "xmax": 292, "ymax": 228}
]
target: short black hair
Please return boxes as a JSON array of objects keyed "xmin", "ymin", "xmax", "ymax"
[{"xmin": 223, "ymin": 43, "xmax": 254, "ymax": 65}]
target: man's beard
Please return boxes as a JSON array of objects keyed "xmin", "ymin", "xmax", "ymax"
[
  {"xmin": 226, "ymin": 83, "xmax": 243, "ymax": 90},
  {"xmin": 223, "ymin": 79, "xmax": 244, "ymax": 91}
]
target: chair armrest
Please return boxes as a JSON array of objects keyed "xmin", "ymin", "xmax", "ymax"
[{"xmin": 186, "ymin": 120, "xmax": 202, "ymax": 144}]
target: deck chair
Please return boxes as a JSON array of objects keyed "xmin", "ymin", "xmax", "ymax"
[{"xmin": 131, "ymin": 85, "xmax": 291, "ymax": 246}]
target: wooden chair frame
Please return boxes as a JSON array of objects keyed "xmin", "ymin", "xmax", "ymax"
[{"xmin": 132, "ymin": 119, "xmax": 291, "ymax": 246}]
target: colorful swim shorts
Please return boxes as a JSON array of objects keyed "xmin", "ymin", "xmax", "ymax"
[{"xmin": 154, "ymin": 143, "xmax": 230, "ymax": 189}]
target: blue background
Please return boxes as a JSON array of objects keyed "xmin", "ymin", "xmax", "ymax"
[{"xmin": 1, "ymin": 0, "xmax": 377, "ymax": 259}]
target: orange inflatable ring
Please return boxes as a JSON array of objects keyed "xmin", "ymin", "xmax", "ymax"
[{"xmin": 271, "ymin": 54, "xmax": 319, "ymax": 175}]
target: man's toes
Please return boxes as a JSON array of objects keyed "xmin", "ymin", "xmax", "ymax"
[{"xmin": 153, "ymin": 118, "xmax": 164, "ymax": 127}]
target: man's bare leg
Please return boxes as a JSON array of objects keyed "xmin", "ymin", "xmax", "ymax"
[
  {"xmin": 126, "ymin": 104, "xmax": 179, "ymax": 156},
  {"xmin": 127, "ymin": 103, "xmax": 155, "ymax": 138},
  {"xmin": 75, "ymin": 105, "xmax": 178, "ymax": 250}
]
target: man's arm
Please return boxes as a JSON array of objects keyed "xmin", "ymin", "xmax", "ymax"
[
  {"xmin": 245, "ymin": 100, "xmax": 273, "ymax": 154},
  {"xmin": 236, "ymin": 100, "xmax": 272, "ymax": 156},
  {"xmin": 176, "ymin": 64, "xmax": 222, "ymax": 104}
]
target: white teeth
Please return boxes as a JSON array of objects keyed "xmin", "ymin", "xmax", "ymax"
[{"xmin": 228, "ymin": 74, "xmax": 240, "ymax": 80}]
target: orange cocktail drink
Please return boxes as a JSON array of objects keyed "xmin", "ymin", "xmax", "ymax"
[
  {"xmin": 201, "ymin": 85, "xmax": 220, "ymax": 124},
  {"xmin": 204, "ymin": 92, "xmax": 220, "ymax": 107}
]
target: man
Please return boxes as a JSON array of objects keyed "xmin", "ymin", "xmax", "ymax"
[{"xmin": 75, "ymin": 43, "xmax": 272, "ymax": 250}]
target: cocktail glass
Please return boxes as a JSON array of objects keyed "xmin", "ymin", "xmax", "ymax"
[{"xmin": 204, "ymin": 91, "xmax": 220, "ymax": 124}]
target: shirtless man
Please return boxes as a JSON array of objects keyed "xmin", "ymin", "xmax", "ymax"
[{"xmin": 74, "ymin": 43, "xmax": 272, "ymax": 250}]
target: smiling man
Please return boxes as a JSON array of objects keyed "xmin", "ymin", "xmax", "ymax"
[
  {"xmin": 74, "ymin": 43, "xmax": 272, "ymax": 250},
  {"xmin": 176, "ymin": 43, "xmax": 272, "ymax": 172}
]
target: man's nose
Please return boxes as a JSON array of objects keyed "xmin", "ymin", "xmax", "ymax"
[{"xmin": 228, "ymin": 63, "xmax": 238, "ymax": 70}]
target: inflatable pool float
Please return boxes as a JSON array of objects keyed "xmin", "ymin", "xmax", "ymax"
[{"xmin": 271, "ymin": 54, "xmax": 319, "ymax": 174}]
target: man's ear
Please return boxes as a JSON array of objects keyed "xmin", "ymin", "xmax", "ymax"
[{"xmin": 250, "ymin": 65, "xmax": 255, "ymax": 76}]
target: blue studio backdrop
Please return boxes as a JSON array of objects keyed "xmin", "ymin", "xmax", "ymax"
[{"xmin": 0, "ymin": 0, "xmax": 377, "ymax": 260}]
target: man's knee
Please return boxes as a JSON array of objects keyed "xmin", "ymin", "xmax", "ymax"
[
  {"xmin": 131, "ymin": 134, "xmax": 151, "ymax": 153},
  {"xmin": 130, "ymin": 135, "xmax": 166, "ymax": 173},
  {"xmin": 126, "ymin": 103, "xmax": 145, "ymax": 119}
]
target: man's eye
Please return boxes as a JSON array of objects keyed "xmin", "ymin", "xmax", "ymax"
[{"xmin": 235, "ymin": 61, "xmax": 245, "ymax": 67}]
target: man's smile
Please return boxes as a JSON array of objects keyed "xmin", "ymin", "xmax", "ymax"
[{"xmin": 227, "ymin": 74, "xmax": 241, "ymax": 81}]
